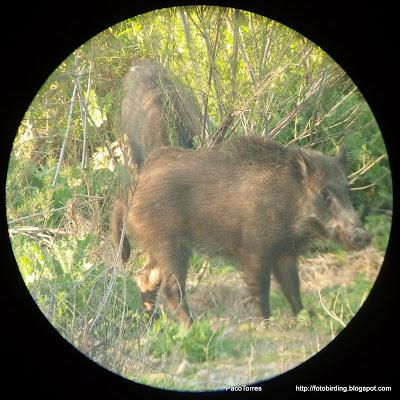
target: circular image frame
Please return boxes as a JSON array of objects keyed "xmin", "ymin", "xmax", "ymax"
[{"xmin": 1, "ymin": 2, "xmax": 396, "ymax": 396}]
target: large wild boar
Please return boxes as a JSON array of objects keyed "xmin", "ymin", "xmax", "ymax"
[
  {"xmin": 121, "ymin": 59, "xmax": 202, "ymax": 169},
  {"xmin": 111, "ymin": 136, "xmax": 370, "ymax": 325}
]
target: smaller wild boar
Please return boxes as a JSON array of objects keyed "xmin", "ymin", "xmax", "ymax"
[
  {"xmin": 111, "ymin": 136, "xmax": 370, "ymax": 325},
  {"xmin": 121, "ymin": 59, "xmax": 201, "ymax": 170}
]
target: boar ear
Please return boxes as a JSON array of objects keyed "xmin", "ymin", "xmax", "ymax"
[
  {"xmin": 337, "ymin": 144, "xmax": 348, "ymax": 171},
  {"xmin": 291, "ymin": 151, "xmax": 313, "ymax": 181}
]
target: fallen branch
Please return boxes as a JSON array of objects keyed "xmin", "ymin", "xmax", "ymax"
[
  {"xmin": 8, "ymin": 197, "xmax": 102, "ymax": 226},
  {"xmin": 9, "ymin": 225, "xmax": 70, "ymax": 237},
  {"xmin": 8, "ymin": 206, "xmax": 69, "ymax": 225}
]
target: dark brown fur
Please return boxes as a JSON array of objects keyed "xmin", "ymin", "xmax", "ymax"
[
  {"xmin": 121, "ymin": 59, "xmax": 201, "ymax": 169},
  {"xmin": 111, "ymin": 136, "xmax": 370, "ymax": 325}
]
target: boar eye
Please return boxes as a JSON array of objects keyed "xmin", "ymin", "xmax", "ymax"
[{"xmin": 320, "ymin": 188, "xmax": 330, "ymax": 201}]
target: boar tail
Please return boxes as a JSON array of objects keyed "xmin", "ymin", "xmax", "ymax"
[{"xmin": 111, "ymin": 198, "xmax": 131, "ymax": 263}]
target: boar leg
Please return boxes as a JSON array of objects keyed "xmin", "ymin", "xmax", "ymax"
[
  {"xmin": 240, "ymin": 255, "xmax": 272, "ymax": 319},
  {"xmin": 162, "ymin": 250, "xmax": 193, "ymax": 326},
  {"xmin": 272, "ymin": 255, "xmax": 303, "ymax": 315},
  {"xmin": 136, "ymin": 255, "xmax": 162, "ymax": 322}
]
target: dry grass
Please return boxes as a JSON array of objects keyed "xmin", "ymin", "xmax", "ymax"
[
  {"xmin": 188, "ymin": 246, "xmax": 383, "ymax": 320},
  {"xmin": 299, "ymin": 247, "xmax": 382, "ymax": 292}
]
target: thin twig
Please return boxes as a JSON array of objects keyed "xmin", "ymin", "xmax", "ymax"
[
  {"xmin": 52, "ymin": 81, "xmax": 78, "ymax": 185},
  {"xmin": 9, "ymin": 226, "xmax": 69, "ymax": 237},
  {"xmin": 67, "ymin": 71, "xmax": 119, "ymax": 166},
  {"xmin": 8, "ymin": 197, "xmax": 102, "ymax": 226},
  {"xmin": 348, "ymin": 154, "xmax": 386, "ymax": 184},
  {"xmin": 349, "ymin": 173, "xmax": 388, "ymax": 191},
  {"xmin": 8, "ymin": 206, "xmax": 69, "ymax": 225},
  {"xmin": 318, "ymin": 289, "xmax": 346, "ymax": 328},
  {"xmin": 268, "ymin": 71, "xmax": 327, "ymax": 140},
  {"xmin": 81, "ymin": 63, "xmax": 92, "ymax": 169}
]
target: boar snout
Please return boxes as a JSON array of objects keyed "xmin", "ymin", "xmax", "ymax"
[
  {"xmin": 332, "ymin": 207, "xmax": 371, "ymax": 251},
  {"xmin": 348, "ymin": 227, "xmax": 371, "ymax": 250}
]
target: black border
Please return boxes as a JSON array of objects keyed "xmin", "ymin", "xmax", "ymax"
[{"xmin": 1, "ymin": 1, "xmax": 398, "ymax": 398}]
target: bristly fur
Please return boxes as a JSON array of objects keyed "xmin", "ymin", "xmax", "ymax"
[
  {"xmin": 218, "ymin": 136, "xmax": 291, "ymax": 166},
  {"xmin": 110, "ymin": 135, "xmax": 368, "ymax": 325}
]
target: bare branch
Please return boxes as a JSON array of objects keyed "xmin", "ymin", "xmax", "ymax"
[
  {"xmin": 348, "ymin": 154, "xmax": 386, "ymax": 184},
  {"xmin": 8, "ymin": 197, "xmax": 102, "ymax": 226},
  {"xmin": 9, "ymin": 225, "xmax": 70, "ymax": 237},
  {"xmin": 349, "ymin": 173, "xmax": 388, "ymax": 191},
  {"xmin": 318, "ymin": 289, "xmax": 346, "ymax": 328},
  {"xmin": 238, "ymin": 24, "xmax": 256, "ymax": 84},
  {"xmin": 268, "ymin": 71, "xmax": 327, "ymax": 140},
  {"xmin": 179, "ymin": 8, "xmax": 194, "ymax": 59},
  {"xmin": 52, "ymin": 81, "xmax": 78, "ymax": 186},
  {"xmin": 8, "ymin": 206, "xmax": 69, "ymax": 225}
]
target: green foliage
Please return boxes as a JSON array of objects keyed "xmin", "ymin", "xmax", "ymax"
[
  {"xmin": 268, "ymin": 272, "xmax": 373, "ymax": 337},
  {"xmin": 13, "ymin": 234, "xmax": 143, "ymax": 343},
  {"xmin": 365, "ymin": 214, "xmax": 391, "ymax": 252},
  {"xmin": 189, "ymin": 254, "xmax": 236, "ymax": 275},
  {"xmin": 189, "ymin": 253, "xmax": 205, "ymax": 273},
  {"xmin": 148, "ymin": 316, "xmax": 240, "ymax": 362},
  {"xmin": 343, "ymin": 119, "xmax": 392, "ymax": 221},
  {"xmin": 303, "ymin": 273, "xmax": 372, "ymax": 335},
  {"xmin": 269, "ymin": 288, "xmax": 290, "ymax": 315},
  {"xmin": 7, "ymin": 149, "xmax": 118, "ymax": 228}
]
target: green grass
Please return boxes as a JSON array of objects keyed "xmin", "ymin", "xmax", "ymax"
[
  {"xmin": 302, "ymin": 273, "xmax": 373, "ymax": 336},
  {"xmin": 365, "ymin": 213, "xmax": 391, "ymax": 252},
  {"xmin": 146, "ymin": 315, "xmax": 244, "ymax": 362},
  {"xmin": 11, "ymin": 229, "xmax": 379, "ymax": 390}
]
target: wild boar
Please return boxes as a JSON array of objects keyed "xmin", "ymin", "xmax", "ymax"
[
  {"xmin": 111, "ymin": 136, "xmax": 370, "ymax": 325},
  {"xmin": 121, "ymin": 59, "xmax": 201, "ymax": 169}
]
